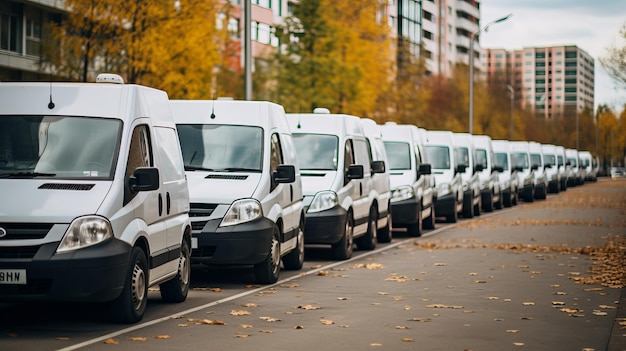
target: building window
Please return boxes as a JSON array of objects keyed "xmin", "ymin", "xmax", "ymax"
[
  {"xmin": 25, "ymin": 8, "xmax": 42, "ymax": 57},
  {"xmin": 423, "ymin": 30, "xmax": 433, "ymax": 40},
  {"xmin": 257, "ymin": 23, "xmax": 271, "ymax": 44},
  {"xmin": 0, "ymin": 10, "xmax": 19, "ymax": 53},
  {"xmin": 423, "ymin": 10, "xmax": 433, "ymax": 21},
  {"xmin": 254, "ymin": 0, "xmax": 271, "ymax": 9}
]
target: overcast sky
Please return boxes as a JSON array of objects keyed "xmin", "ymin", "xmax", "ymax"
[{"xmin": 479, "ymin": 0, "xmax": 626, "ymax": 113}]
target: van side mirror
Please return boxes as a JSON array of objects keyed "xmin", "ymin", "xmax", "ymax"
[
  {"xmin": 531, "ymin": 164, "xmax": 539, "ymax": 171},
  {"xmin": 544, "ymin": 164, "xmax": 552, "ymax": 169},
  {"xmin": 455, "ymin": 164, "xmax": 467, "ymax": 174},
  {"xmin": 346, "ymin": 164, "xmax": 364, "ymax": 180},
  {"xmin": 130, "ymin": 167, "xmax": 160, "ymax": 192},
  {"xmin": 371, "ymin": 160, "xmax": 385, "ymax": 174},
  {"xmin": 565, "ymin": 161, "xmax": 571, "ymax": 166},
  {"xmin": 493, "ymin": 166, "xmax": 503, "ymax": 173},
  {"xmin": 474, "ymin": 164, "xmax": 484, "ymax": 173},
  {"xmin": 274, "ymin": 165, "xmax": 296, "ymax": 183},
  {"xmin": 513, "ymin": 166, "xmax": 523, "ymax": 172},
  {"xmin": 418, "ymin": 163, "xmax": 431, "ymax": 176}
]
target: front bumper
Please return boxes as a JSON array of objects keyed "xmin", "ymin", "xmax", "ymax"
[
  {"xmin": 390, "ymin": 196, "xmax": 420, "ymax": 226},
  {"xmin": 303, "ymin": 205, "xmax": 348, "ymax": 245}
]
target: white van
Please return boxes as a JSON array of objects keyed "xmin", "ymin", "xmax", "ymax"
[
  {"xmin": 360, "ymin": 118, "xmax": 392, "ymax": 243},
  {"xmin": 579, "ymin": 151, "xmax": 595, "ymax": 182},
  {"xmin": 528, "ymin": 142, "xmax": 548, "ymax": 200},
  {"xmin": 380, "ymin": 122, "xmax": 435, "ymax": 237},
  {"xmin": 287, "ymin": 108, "xmax": 378, "ymax": 260},
  {"xmin": 555, "ymin": 145, "xmax": 569, "ymax": 191},
  {"xmin": 171, "ymin": 100, "xmax": 305, "ymax": 284},
  {"xmin": 0, "ymin": 75, "xmax": 192, "ymax": 323},
  {"xmin": 452, "ymin": 133, "xmax": 482, "ymax": 218},
  {"xmin": 509, "ymin": 141, "xmax": 536, "ymax": 202},
  {"xmin": 565, "ymin": 148, "xmax": 582, "ymax": 186},
  {"xmin": 492, "ymin": 140, "xmax": 519, "ymax": 207},
  {"xmin": 472, "ymin": 134, "xmax": 502, "ymax": 211},
  {"xmin": 541, "ymin": 144, "xmax": 561, "ymax": 193},
  {"xmin": 423, "ymin": 131, "xmax": 464, "ymax": 223}
]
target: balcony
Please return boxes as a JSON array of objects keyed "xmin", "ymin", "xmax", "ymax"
[
  {"xmin": 456, "ymin": 17, "xmax": 478, "ymax": 33},
  {"xmin": 456, "ymin": 1, "xmax": 480, "ymax": 19}
]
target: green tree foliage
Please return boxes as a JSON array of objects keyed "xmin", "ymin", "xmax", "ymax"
[{"xmin": 273, "ymin": 0, "xmax": 392, "ymax": 116}]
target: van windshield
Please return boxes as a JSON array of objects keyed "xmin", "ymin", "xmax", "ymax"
[
  {"xmin": 454, "ymin": 147, "xmax": 470, "ymax": 167},
  {"xmin": 425, "ymin": 145, "xmax": 450, "ymax": 170},
  {"xmin": 544, "ymin": 154, "xmax": 556, "ymax": 166},
  {"xmin": 512, "ymin": 152, "xmax": 529, "ymax": 170},
  {"xmin": 494, "ymin": 152, "xmax": 509, "ymax": 171},
  {"xmin": 176, "ymin": 124, "xmax": 263, "ymax": 172},
  {"xmin": 474, "ymin": 149, "xmax": 487, "ymax": 170},
  {"xmin": 383, "ymin": 142, "xmax": 411, "ymax": 170},
  {"xmin": 292, "ymin": 134, "xmax": 338, "ymax": 170},
  {"xmin": 0, "ymin": 115, "xmax": 120, "ymax": 179},
  {"xmin": 530, "ymin": 154, "xmax": 542, "ymax": 168}
]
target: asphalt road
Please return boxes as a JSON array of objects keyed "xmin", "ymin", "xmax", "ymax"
[{"xmin": 1, "ymin": 178, "xmax": 624, "ymax": 351}]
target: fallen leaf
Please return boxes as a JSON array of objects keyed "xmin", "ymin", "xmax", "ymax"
[
  {"xmin": 295, "ymin": 325, "xmax": 304, "ymax": 329},
  {"xmin": 259, "ymin": 316, "xmax": 281, "ymax": 322},
  {"xmin": 103, "ymin": 339, "xmax": 119, "ymax": 345},
  {"xmin": 153, "ymin": 335, "xmax": 170, "ymax": 339},
  {"xmin": 401, "ymin": 338, "xmax": 414, "ymax": 342},
  {"xmin": 230, "ymin": 310, "xmax": 251, "ymax": 316},
  {"xmin": 240, "ymin": 324, "xmax": 254, "ymax": 329},
  {"xmin": 297, "ymin": 304, "xmax": 321, "ymax": 310},
  {"xmin": 234, "ymin": 333, "xmax": 250, "ymax": 338},
  {"xmin": 552, "ymin": 301, "xmax": 566, "ymax": 306},
  {"xmin": 506, "ymin": 330, "xmax": 519, "ymax": 333},
  {"xmin": 178, "ymin": 324, "xmax": 188, "ymax": 327},
  {"xmin": 522, "ymin": 302, "xmax": 535, "ymax": 306},
  {"xmin": 395, "ymin": 326, "xmax": 409, "ymax": 329},
  {"xmin": 242, "ymin": 303, "xmax": 258, "ymax": 307},
  {"xmin": 317, "ymin": 271, "xmax": 329, "ymax": 276},
  {"xmin": 129, "ymin": 337, "xmax": 147, "ymax": 341},
  {"xmin": 593, "ymin": 311, "xmax": 608, "ymax": 316},
  {"xmin": 259, "ymin": 330, "xmax": 274, "ymax": 334},
  {"xmin": 513, "ymin": 342, "xmax": 525, "ymax": 346},
  {"xmin": 56, "ymin": 337, "xmax": 70, "ymax": 340},
  {"xmin": 370, "ymin": 343, "xmax": 383, "ymax": 347},
  {"xmin": 320, "ymin": 319, "xmax": 334, "ymax": 325}
]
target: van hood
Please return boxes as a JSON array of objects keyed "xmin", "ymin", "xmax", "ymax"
[
  {"xmin": 389, "ymin": 171, "xmax": 414, "ymax": 190},
  {"xmin": 431, "ymin": 169, "xmax": 454, "ymax": 185},
  {"xmin": 300, "ymin": 171, "xmax": 337, "ymax": 196},
  {"xmin": 185, "ymin": 172, "xmax": 262, "ymax": 203},
  {"xmin": 0, "ymin": 180, "xmax": 112, "ymax": 222}
]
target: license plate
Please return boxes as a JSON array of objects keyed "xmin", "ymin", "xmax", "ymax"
[
  {"xmin": 0, "ymin": 270, "xmax": 27, "ymax": 285},
  {"xmin": 191, "ymin": 237, "xmax": 198, "ymax": 249}
]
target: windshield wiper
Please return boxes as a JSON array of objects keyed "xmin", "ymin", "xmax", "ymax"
[
  {"xmin": 220, "ymin": 167, "xmax": 261, "ymax": 172},
  {"xmin": 0, "ymin": 172, "xmax": 57, "ymax": 178},
  {"xmin": 184, "ymin": 165, "xmax": 217, "ymax": 172}
]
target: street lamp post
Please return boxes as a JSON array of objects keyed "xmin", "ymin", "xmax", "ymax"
[
  {"xmin": 468, "ymin": 14, "xmax": 512, "ymax": 135},
  {"xmin": 507, "ymin": 84, "xmax": 514, "ymax": 140}
]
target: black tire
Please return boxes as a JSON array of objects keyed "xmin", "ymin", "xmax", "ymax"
[
  {"xmin": 512, "ymin": 189, "xmax": 519, "ymax": 205},
  {"xmin": 446, "ymin": 199, "xmax": 458, "ymax": 223},
  {"xmin": 377, "ymin": 205, "xmax": 393, "ymax": 243},
  {"xmin": 356, "ymin": 206, "xmax": 377, "ymax": 250},
  {"xmin": 473, "ymin": 196, "xmax": 482, "ymax": 216},
  {"xmin": 254, "ymin": 226, "xmax": 281, "ymax": 284},
  {"xmin": 282, "ymin": 218, "xmax": 305, "ymax": 270},
  {"xmin": 332, "ymin": 214, "xmax": 354, "ymax": 260},
  {"xmin": 160, "ymin": 238, "xmax": 190, "ymax": 303},
  {"xmin": 462, "ymin": 195, "xmax": 474, "ymax": 218},
  {"xmin": 482, "ymin": 192, "xmax": 493, "ymax": 212},
  {"xmin": 423, "ymin": 205, "xmax": 435, "ymax": 230},
  {"xmin": 110, "ymin": 247, "xmax": 148, "ymax": 324},
  {"xmin": 503, "ymin": 192, "xmax": 512, "ymax": 207}
]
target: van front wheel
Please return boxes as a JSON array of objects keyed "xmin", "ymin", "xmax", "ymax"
[
  {"xmin": 160, "ymin": 238, "xmax": 190, "ymax": 303},
  {"xmin": 110, "ymin": 247, "xmax": 148, "ymax": 323},
  {"xmin": 282, "ymin": 218, "xmax": 305, "ymax": 270},
  {"xmin": 332, "ymin": 215, "xmax": 354, "ymax": 260},
  {"xmin": 254, "ymin": 226, "xmax": 281, "ymax": 284},
  {"xmin": 356, "ymin": 206, "xmax": 377, "ymax": 250}
]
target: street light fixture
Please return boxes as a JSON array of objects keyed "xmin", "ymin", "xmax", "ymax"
[{"xmin": 468, "ymin": 13, "xmax": 512, "ymax": 134}]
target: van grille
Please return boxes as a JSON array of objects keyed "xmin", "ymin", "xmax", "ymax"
[
  {"xmin": 39, "ymin": 183, "xmax": 95, "ymax": 191},
  {"xmin": 0, "ymin": 223, "xmax": 52, "ymax": 240},
  {"xmin": 192, "ymin": 246, "xmax": 216, "ymax": 258},
  {"xmin": 0, "ymin": 279, "xmax": 52, "ymax": 295},
  {"xmin": 189, "ymin": 203, "xmax": 218, "ymax": 217},
  {"xmin": 205, "ymin": 175, "xmax": 248, "ymax": 180},
  {"xmin": 191, "ymin": 221, "xmax": 208, "ymax": 231},
  {"xmin": 0, "ymin": 246, "xmax": 40, "ymax": 259}
]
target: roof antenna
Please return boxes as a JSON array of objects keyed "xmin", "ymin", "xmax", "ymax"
[
  {"xmin": 210, "ymin": 87, "xmax": 216, "ymax": 119},
  {"xmin": 296, "ymin": 104, "xmax": 301, "ymax": 128},
  {"xmin": 47, "ymin": 73, "xmax": 55, "ymax": 110}
]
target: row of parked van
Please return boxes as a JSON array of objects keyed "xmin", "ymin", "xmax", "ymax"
[{"xmin": 0, "ymin": 76, "xmax": 600, "ymax": 323}]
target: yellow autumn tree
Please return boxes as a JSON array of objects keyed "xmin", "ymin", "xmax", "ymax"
[{"xmin": 43, "ymin": 0, "xmax": 221, "ymax": 98}]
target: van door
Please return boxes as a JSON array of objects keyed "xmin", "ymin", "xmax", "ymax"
[
  {"xmin": 278, "ymin": 133, "xmax": 302, "ymax": 239},
  {"xmin": 352, "ymin": 138, "xmax": 372, "ymax": 232},
  {"xmin": 153, "ymin": 126, "xmax": 188, "ymax": 274},
  {"xmin": 268, "ymin": 132, "xmax": 292, "ymax": 242},
  {"xmin": 124, "ymin": 123, "xmax": 168, "ymax": 280}
]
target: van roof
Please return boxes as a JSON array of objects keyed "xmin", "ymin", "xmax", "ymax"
[
  {"xmin": 286, "ymin": 112, "xmax": 364, "ymax": 137},
  {"xmin": 170, "ymin": 100, "xmax": 288, "ymax": 131},
  {"xmin": 0, "ymin": 81, "xmax": 174, "ymax": 128},
  {"xmin": 424, "ymin": 130, "xmax": 455, "ymax": 145},
  {"xmin": 380, "ymin": 123, "xmax": 421, "ymax": 143}
]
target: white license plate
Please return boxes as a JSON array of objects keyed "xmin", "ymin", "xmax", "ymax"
[
  {"xmin": 0, "ymin": 270, "xmax": 27, "ymax": 285},
  {"xmin": 191, "ymin": 237, "xmax": 198, "ymax": 249}
]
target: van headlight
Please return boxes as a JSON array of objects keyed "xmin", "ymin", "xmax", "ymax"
[
  {"xmin": 221, "ymin": 199, "xmax": 263, "ymax": 227},
  {"xmin": 308, "ymin": 191, "xmax": 338, "ymax": 213},
  {"xmin": 391, "ymin": 185, "xmax": 414, "ymax": 202},
  {"xmin": 438, "ymin": 183, "xmax": 452, "ymax": 196},
  {"xmin": 57, "ymin": 216, "xmax": 113, "ymax": 253}
]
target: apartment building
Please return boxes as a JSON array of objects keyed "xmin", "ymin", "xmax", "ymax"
[
  {"xmin": 387, "ymin": 0, "xmax": 481, "ymax": 76},
  {"xmin": 484, "ymin": 45, "xmax": 595, "ymax": 118}
]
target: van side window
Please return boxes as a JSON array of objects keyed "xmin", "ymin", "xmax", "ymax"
[
  {"xmin": 270, "ymin": 133, "xmax": 283, "ymax": 191},
  {"xmin": 344, "ymin": 139, "xmax": 355, "ymax": 185},
  {"xmin": 125, "ymin": 125, "xmax": 153, "ymax": 204}
]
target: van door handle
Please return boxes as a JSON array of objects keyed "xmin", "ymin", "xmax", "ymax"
[
  {"xmin": 158, "ymin": 193, "xmax": 163, "ymax": 216},
  {"xmin": 290, "ymin": 185, "xmax": 293, "ymax": 202},
  {"xmin": 166, "ymin": 192, "xmax": 171, "ymax": 214},
  {"xmin": 359, "ymin": 183, "xmax": 363, "ymax": 196}
]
